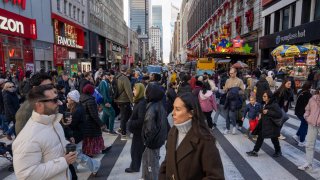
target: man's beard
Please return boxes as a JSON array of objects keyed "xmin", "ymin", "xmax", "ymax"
[{"xmin": 43, "ymin": 105, "xmax": 59, "ymax": 116}]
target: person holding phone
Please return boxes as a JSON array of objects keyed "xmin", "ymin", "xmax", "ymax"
[{"xmin": 13, "ymin": 85, "xmax": 77, "ymax": 180}]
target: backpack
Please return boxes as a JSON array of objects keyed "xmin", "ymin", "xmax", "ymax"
[
  {"xmin": 93, "ymin": 88, "xmax": 103, "ymax": 104},
  {"xmin": 112, "ymin": 75, "xmax": 122, "ymax": 100},
  {"xmin": 225, "ymin": 87, "xmax": 243, "ymax": 111}
]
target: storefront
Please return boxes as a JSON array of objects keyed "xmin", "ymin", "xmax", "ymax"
[
  {"xmin": 52, "ymin": 13, "xmax": 88, "ymax": 74},
  {"xmin": 89, "ymin": 31, "xmax": 106, "ymax": 70},
  {"xmin": 107, "ymin": 40, "xmax": 124, "ymax": 69},
  {"xmin": 0, "ymin": 8, "xmax": 37, "ymax": 75},
  {"xmin": 259, "ymin": 19, "xmax": 320, "ymax": 68}
]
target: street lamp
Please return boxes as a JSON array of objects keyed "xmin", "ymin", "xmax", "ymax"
[{"xmin": 198, "ymin": 36, "xmax": 204, "ymax": 58}]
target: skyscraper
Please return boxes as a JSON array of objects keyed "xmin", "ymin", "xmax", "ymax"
[
  {"xmin": 129, "ymin": 0, "xmax": 150, "ymax": 35},
  {"xmin": 152, "ymin": 5, "xmax": 162, "ymax": 62},
  {"xmin": 150, "ymin": 26, "xmax": 161, "ymax": 62}
]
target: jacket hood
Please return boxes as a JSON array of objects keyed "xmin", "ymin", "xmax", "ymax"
[
  {"xmin": 199, "ymin": 90, "xmax": 213, "ymax": 100},
  {"xmin": 145, "ymin": 83, "xmax": 164, "ymax": 102},
  {"xmin": 133, "ymin": 83, "xmax": 145, "ymax": 103}
]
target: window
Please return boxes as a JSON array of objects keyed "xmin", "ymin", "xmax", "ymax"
[
  {"xmin": 274, "ymin": 10, "xmax": 280, "ymax": 33},
  {"xmin": 282, "ymin": 6, "xmax": 290, "ymax": 30},
  {"xmin": 82, "ymin": 11, "xmax": 85, "ymax": 24},
  {"xmin": 291, "ymin": 3, "xmax": 296, "ymax": 27},
  {"xmin": 77, "ymin": 9, "xmax": 80, "ymax": 22},
  {"xmin": 264, "ymin": 15, "xmax": 271, "ymax": 35},
  {"xmin": 315, "ymin": 0, "xmax": 320, "ymax": 20},
  {"xmin": 302, "ymin": 0, "xmax": 311, "ymax": 24},
  {"xmin": 73, "ymin": 6, "xmax": 76, "ymax": 19},
  {"xmin": 57, "ymin": 0, "xmax": 61, "ymax": 11},
  {"xmin": 69, "ymin": 3, "xmax": 72, "ymax": 16},
  {"xmin": 64, "ymin": 0, "xmax": 67, "ymax": 14}
]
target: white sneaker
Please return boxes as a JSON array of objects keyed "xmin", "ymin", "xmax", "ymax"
[
  {"xmin": 223, "ymin": 129, "xmax": 230, "ymax": 135},
  {"xmin": 232, "ymin": 127, "xmax": 237, "ymax": 135},
  {"xmin": 292, "ymin": 135, "xmax": 299, "ymax": 143},
  {"xmin": 298, "ymin": 163, "xmax": 312, "ymax": 171},
  {"xmin": 298, "ymin": 141, "xmax": 306, "ymax": 147},
  {"xmin": 278, "ymin": 134, "xmax": 286, "ymax": 140}
]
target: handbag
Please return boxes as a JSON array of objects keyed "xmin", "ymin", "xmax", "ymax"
[{"xmin": 272, "ymin": 108, "xmax": 289, "ymax": 127}]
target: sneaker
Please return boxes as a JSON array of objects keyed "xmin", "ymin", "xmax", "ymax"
[
  {"xmin": 116, "ymin": 128, "xmax": 122, "ymax": 135},
  {"xmin": 102, "ymin": 128, "xmax": 109, "ymax": 133},
  {"xmin": 108, "ymin": 130, "xmax": 118, "ymax": 136},
  {"xmin": 121, "ymin": 135, "xmax": 127, "ymax": 140},
  {"xmin": 252, "ymin": 136, "xmax": 258, "ymax": 141},
  {"xmin": 232, "ymin": 127, "xmax": 237, "ymax": 135},
  {"xmin": 246, "ymin": 150, "xmax": 258, "ymax": 157},
  {"xmin": 298, "ymin": 163, "xmax": 313, "ymax": 171},
  {"xmin": 292, "ymin": 135, "xmax": 299, "ymax": 143},
  {"xmin": 223, "ymin": 129, "xmax": 230, "ymax": 135},
  {"xmin": 298, "ymin": 141, "xmax": 306, "ymax": 147},
  {"xmin": 273, "ymin": 151, "xmax": 282, "ymax": 157},
  {"xmin": 237, "ymin": 126, "xmax": 242, "ymax": 131},
  {"xmin": 278, "ymin": 134, "xmax": 286, "ymax": 140}
]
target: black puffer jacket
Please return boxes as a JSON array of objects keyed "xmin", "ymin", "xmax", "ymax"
[
  {"xmin": 177, "ymin": 82, "xmax": 192, "ymax": 96},
  {"xmin": 3, "ymin": 90, "xmax": 20, "ymax": 122},
  {"xmin": 254, "ymin": 101, "xmax": 282, "ymax": 138},
  {"xmin": 80, "ymin": 94, "xmax": 103, "ymax": 137},
  {"xmin": 166, "ymin": 87, "xmax": 176, "ymax": 114},
  {"xmin": 128, "ymin": 98, "xmax": 147, "ymax": 135},
  {"xmin": 142, "ymin": 83, "xmax": 168, "ymax": 149},
  {"xmin": 295, "ymin": 90, "xmax": 312, "ymax": 117},
  {"xmin": 69, "ymin": 104, "xmax": 86, "ymax": 144}
]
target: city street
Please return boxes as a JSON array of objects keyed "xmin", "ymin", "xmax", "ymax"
[{"xmin": 1, "ymin": 109, "xmax": 320, "ymax": 180}]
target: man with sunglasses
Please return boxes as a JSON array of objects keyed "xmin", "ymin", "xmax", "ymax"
[
  {"xmin": 12, "ymin": 85, "xmax": 77, "ymax": 180},
  {"xmin": 15, "ymin": 72, "xmax": 53, "ymax": 136}
]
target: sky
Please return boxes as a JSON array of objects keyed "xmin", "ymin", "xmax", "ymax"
[{"xmin": 124, "ymin": 0, "xmax": 182, "ymax": 63}]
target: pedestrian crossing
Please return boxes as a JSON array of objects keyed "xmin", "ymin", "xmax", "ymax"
[{"xmin": 1, "ymin": 110, "xmax": 320, "ymax": 180}]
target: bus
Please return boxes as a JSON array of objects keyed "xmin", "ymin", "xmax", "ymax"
[{"xmin": 196, "ymin": 58, "xmax": 215, "ymax": 75}]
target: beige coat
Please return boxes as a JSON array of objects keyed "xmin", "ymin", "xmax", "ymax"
[{"xmin": 13, "ymin": 111, "xmax": 70, "ymax": 180}]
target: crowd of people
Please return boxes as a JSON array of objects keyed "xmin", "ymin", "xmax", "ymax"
[{"xmin": 0, "ymin": 64, "xmax": 320, "ymax": 179}]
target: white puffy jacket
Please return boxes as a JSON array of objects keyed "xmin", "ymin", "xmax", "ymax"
[{"xmin": 13, "ymin": 111, "xmax": 70, "ymax": 180}]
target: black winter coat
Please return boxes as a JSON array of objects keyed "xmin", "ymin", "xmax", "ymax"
[
  {"xmin": 79, "ymin": 79, "xmax": 91, "ymax": 94},
  {"xmin": 295, "ymin": 90, "xmax": 312, "ymax": 117},
  {"xmin": 69, "ymin": 104, "xmax": 86, "ymax": 144},
  {"xmin": 255, "ymin": 79, "xmax": 270, "ymax": 103},
  {"xmin": 177, "ymin": 83, "xmax": 192, "ymax": 96},
  {"xmin": 274, "ymin": 88, "xmax": 292, "ymax": 112},
  {"xmin": 3, "ymin": 90, "xmax": 20, "ymax": 122},
  {"xmin": 166, "ymin": 87, "xmax": 176, "ymax": 114},
  {"xmin": 80, "ymin": 94, "xmax": 103, "ymax": 137},
  {"xmin": 128, "ymin": 98, "xmax": 147, "ymax": 135},
  {"xmin": 253, "ymin": 101, "xmax": 282, "ymax": 138}
]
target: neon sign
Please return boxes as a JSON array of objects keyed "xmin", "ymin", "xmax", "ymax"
[{"xmin": 3, "ymin": 0, "xmax": 26, "ymax": 10}]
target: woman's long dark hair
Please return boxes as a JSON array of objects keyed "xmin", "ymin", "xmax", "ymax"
[
  {"xmin": 201, "ymin": 82, "xmax": 211, "ymax": 95},
  {"xmin": 274, "ymin": 78, "xmax": 290, "ymax": 97},
  {"xmin": 177, "ymin": 92, "xmax": 214, "ymax": 140}
]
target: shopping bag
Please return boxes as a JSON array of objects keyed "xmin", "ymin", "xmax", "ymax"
[
  {"xmin": 249, "ymin": 117, "xmax": 259, "ymax": 132},
  {"xmin": 242, "ymin": 118, "xmax": 250, "ymax": 130}
]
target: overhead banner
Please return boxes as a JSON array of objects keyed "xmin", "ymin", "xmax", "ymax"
[{"xmin": 0, "ymin": 8, "xmax": 37, "ymax": 39}]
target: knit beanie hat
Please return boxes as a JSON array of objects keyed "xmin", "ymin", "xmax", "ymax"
[
  {"xmin": 67, "ymin": 90, "xmax": 80, "ymax": 102},
  {"xmin": 83, "ymin": 84, "xmax": 95, "ymax": 95}
]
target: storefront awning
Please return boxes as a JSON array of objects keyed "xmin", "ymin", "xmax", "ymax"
[{"xmin": 215, "ymin": 59, "xmax": 231, "ymax": 63}]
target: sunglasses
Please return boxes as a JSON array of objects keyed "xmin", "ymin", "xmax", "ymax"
[{"xmin": 38, "ymin": 97, "xmax": 59, "ymax": 103}]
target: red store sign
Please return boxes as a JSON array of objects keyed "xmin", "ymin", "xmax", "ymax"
[
  {"xmin": 3, "ymin": 0, "xmax": 26, "ymax": 10},
  {"xmin": 262, "ymin": 0, "xmax": 274, "ymax": 7},
  {"xmin": 0, "ymin": 8, "xmax": 37, "ymax": 39}
]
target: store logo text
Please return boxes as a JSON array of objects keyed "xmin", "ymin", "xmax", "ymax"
[
  {"xmin": 57, "ymin": 36, "xmax": 83, "ymax": 49},
  {"xmin": 0, "ymin": 16, "xmax": 24, "ymax": 34},
  {"xmin": 276, "ymin": 30, "xmax": 306, "ymax": 45}
]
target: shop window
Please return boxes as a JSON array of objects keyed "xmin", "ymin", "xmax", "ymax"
[
  {"xmin": 315, "ymin": 0, "xmax": 320, "ymax": 20},
  {"xmin": 282, "ymin": 6, "xmax": 290, "ymax": 30},
  {"xmin": 302, "ymin": 0, "xmax": 311, "ymax": 24},
  {"xmin": 291, "ymin": 3, "xmax": 296, "ymax": 27},
  {"xmin": 64, "ymin": 0, "xmax": 67, "ymax": 14},
  {"xmin": 274, "ymin": 10, "xmax": 280, "ymax": 33},
  {"xmin": 264, "ymin": 15, "xmax": 271, "ymax": 35},
  {"xmin": 57, "ymin": 0, "xmax": 61, "ymax": 12},
  {"xmin": 40, "ymin": 61, "xmax": 45, "ymax": 70}
]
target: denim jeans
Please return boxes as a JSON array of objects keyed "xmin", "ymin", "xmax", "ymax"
[
  {"xmin": 141, "ymin": 148, "xmax": 160, "ymax": 180},
  {"xmin": 225, "ymin": 109, "xmax": 237, "ymax": 130},
  {"xmin": 296, "ymin": 115, "xmax": 308, "ymax": 142},
  {"xmin": 305, "ymin": 125, "xmax": 320, "ymax": 165},
  {"xmin": 74, "ymin": 141, "xmax": 100, "ymax": 173},
  {"xmin": 1, "ymin": 115, "xmax": 14, "ymax": 136},
  {"xmin": 101, "ymin": 106, "xmax": 116, "ymax": 131}
]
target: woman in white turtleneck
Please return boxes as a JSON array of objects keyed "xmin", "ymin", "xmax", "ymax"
[{"xmin": 159, "ymin": 92, "xmax": 225, "ymax": 180}]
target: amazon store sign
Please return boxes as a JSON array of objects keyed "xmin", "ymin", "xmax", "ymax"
[{"xmin": 0, "ymin": 8, "xmax": 37, "ymax": 39}]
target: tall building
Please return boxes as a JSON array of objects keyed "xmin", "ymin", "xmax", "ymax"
[
  {"xmin": 170, "ymin": 4, "xmax": 179, "ymax": 35},
  {"xmin": 150, "ymin": 26, "xmax": 161, "ymax": 62},
  {"xmin": 152, "ymin": 5, "xmax": 163, "ymax": 62},
  {"xmin": 130, "ymin": 0, "xmax": 150, "ymax": 35}
]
